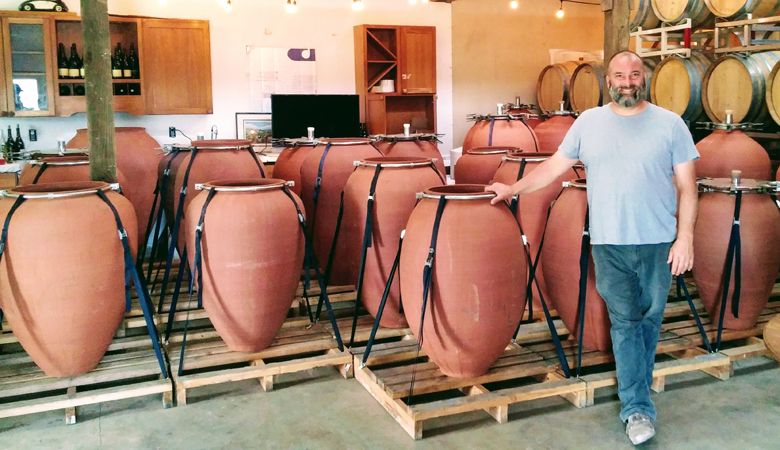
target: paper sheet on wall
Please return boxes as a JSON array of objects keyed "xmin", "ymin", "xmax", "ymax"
[{"xmin": 247, "ymin": 46, "xmax": 317, "ymax": 112}]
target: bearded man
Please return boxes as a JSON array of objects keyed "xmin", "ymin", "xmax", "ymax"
[{"xmin": 486, "ymin": 50, "xmax": 699, "ymax": 446}]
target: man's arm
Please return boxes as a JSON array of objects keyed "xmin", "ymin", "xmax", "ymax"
[
  {"xmin": 668, "ymin": 160, "xmax": 697, "ymax": 275},
  {"xmin": 486, "ymin": 151, "xmax": 579, "ymax": 205}
]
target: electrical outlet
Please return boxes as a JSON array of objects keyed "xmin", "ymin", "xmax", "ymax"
[
  {"xmin": 28, "ymin": 128, "xmax": 37, "ymax": 142},
  {"xmin": 168, "ymin": 126, "xmax": 176, "ymax": 138}
]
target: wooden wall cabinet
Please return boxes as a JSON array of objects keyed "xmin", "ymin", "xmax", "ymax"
[
  {"xmin": 0, "ymin": 11, "xmax": 212, "ymax": 117},
  {"xmin": 0, "ymin": 13, "xmax": 57, "ymax": 117},
  {"xmin": 354, "ymin": 24, "xmax": 437, "ymax": 135},
  {"xmin": 141, "ymin": 19, "xmax": 212, "ymax": 115}
]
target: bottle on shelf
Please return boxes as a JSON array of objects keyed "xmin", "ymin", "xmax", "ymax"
[
  {"xmin": 57, "ymin": 43, "xmax": 69, "ymax": 79},
  {"xmin": 112, "ymin": 43, "xmax": 125, "ymax": 79},
  {"xmin": 5, "ymin": 126, "xmax": 14, "ymax": 162},
  {"xmin": 79, "ymin": 51, "xmax": 85, "ymax": 79},
  {"xmin": 14, "ymin": 125, "xmax": 25, "ymax": 159},
  {"xmin": 359, "ymin": 122, "xmax": 368, "ymax": 137},
  {"xmin": 122, "ymin": 46, "xmax": 132, "ymax": 79},
  {"xmin": 128, "ymin": 44, "xmax": 140, "ymax": 79},
  {"xmin": 0, "ymin": 130, "xmax": 8, "ymax": 164},
  {"xmin": 68, "ymin": 43, "xmax": 81, "ymax": 79}
]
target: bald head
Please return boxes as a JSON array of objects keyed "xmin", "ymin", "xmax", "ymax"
[{"xmin": 607, "ymin": 50, "xmax": 644, "ymax": 75}]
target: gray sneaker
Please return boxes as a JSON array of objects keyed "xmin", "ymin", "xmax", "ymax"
[{"xmin": 625, "ymin": 412, "xmax": 656, "ymax": 445}]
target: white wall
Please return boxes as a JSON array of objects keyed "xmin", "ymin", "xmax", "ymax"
[
  {"xmin": 452, "ymin": 0, "xmax": 604, "ymax": 147},
  {"xmin": 0, "ymin": 0, "xmax": 453, "ymax": 154}
]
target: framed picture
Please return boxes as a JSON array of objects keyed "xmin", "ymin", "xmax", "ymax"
[{"xmin": 235, "ymin": 112, "xmax": 273, "ymax": 149}]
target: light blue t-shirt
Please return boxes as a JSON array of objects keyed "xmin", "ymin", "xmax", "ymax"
[{"xmin": 557, "ymin": 103, "xmax": 699, "ymax": 245}]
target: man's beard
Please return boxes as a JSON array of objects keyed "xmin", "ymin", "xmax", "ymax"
[{"xmin": 608, "ymin": 82, "xmax": 646, "ymax": 108}]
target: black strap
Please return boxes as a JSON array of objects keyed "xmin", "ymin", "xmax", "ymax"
[
  {"xmin": 0, "ymin": 195, "xmax": 26, "ymax": 260},
  {"xmin": 348, "ymin": 165, "xmax": 383, "ymax": 345},
  {"xmin": 508, "ymin": 159, "xmax": 527, "ymax": 215},
  {"xmin": 95, "ymin": 190, "xmax": 168, "ymax": 379},
  {"xmin": 0, "ymin": 194, "xmax": 27, "ymax": 332},
  {"xmin": 31, "ymin": 163, "xmax": 49, "ymax": 185},
  {"xmin": 245, "ymin": 148, "xmax": 267, "ymax": 178},
  {"xmin": 139, "ymin": 150, "xmax": 181, "ymax": 275},
  {"xmin": 574, "ymin": 207, "xmax": 590, "ymax": 377},
  {"xmin": 315, "ymin": 192, "xmax": 345, "ymax": 321},
  {"xmin": 360, "ymin": 232, "xmax": 404, "ymax": 366},
  {"xmin": 505, "ymin": 191, "xmax": 571, "ymax": 378},
  {"xmin": 193, "ymin": 190, "xmax": 219, "ymax": 309},
  {"xmin": 512, "ymin": 185, "xmax": 566, "ymax": 336},
  {"xmin": 408, "ymin": 196, "xmax": 447, "ymax": 401},
  {"xmin": 309, "ymin": 143, "xmax": 333, "ymax": 237},
  {"xmin": 281, "ymin": 186, "xmax": 344, "ymax": 351},
  {"xmin": 676, "ymin": 275, "xmax": 712, "ymax": 353},
  {"xmin": 715, "ymin": 191, "xmax": 743, "ymax": 351},
  {"xmin": 173, "ymin": 188, "xmax": 218, "ymax": 367},
  {"xmin": 164, "ymin": 246, "xmax": 189, "ymax": 341},
  {"xmin": 488, "ymin": 117, "xmax": 496, "ymax": 146},
  {"xmin": 157, "ymin": 148, "xmax": 200, "ymax": 313}
]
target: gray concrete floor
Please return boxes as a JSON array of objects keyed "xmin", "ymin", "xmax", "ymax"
[{"xmin": 0, "ymin": 357, "xmax": 778, "ymax": 450}]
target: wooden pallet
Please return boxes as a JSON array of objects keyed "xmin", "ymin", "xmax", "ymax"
[
  {"xmin": 167, "ymin": 315, "xmax": 352, "ymax": 406},
  {"xmin": 0, "ymin": 333, "xmax": 171, "ymax": 424},
  {"xmin": 352, "ymin": 295, "xmax": 780, "ymax": 439}
]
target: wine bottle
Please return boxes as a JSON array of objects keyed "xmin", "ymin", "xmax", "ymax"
[
  {"xmin": 128, "ymin": 44, "xmax": 139, "ymax": 79},
  {"xmin": 5, "ymin": 126, "xmax": 14, "ymax": 161},
  {"xmin": 78, "ymin": 51, "xmax": 85, "ymax": 79},
  {"xmin": 112, "ymin": 43, "xmax": 124, "ymax": 79},
  {"xmin": 122, "ymin": 45, "xmax": 132, "ymax": 78},
  {"xmin": 14, "ymin": 125, "xmax": 25, "ymax": 157},
  {"xmin": 68, "ymin": 43, "xmax": 80, "ymax": 79},
  {"xmin": 57, "ymin": 43, "xmax": 69, "ymax": 79}
]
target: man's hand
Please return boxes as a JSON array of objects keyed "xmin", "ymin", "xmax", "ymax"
[
  {"xmin": 668, "ymin": 235, "xmax": 693, "ymax": 276},
  {"xmin": 485, "ymin": 182, "xmax": 514, "ymax": 205}
]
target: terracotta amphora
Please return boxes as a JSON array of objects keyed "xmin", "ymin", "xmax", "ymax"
[
  {"xmin": 401, "ymin": 185, "xmax": 527, "ymax": 377},
  {"xmin": 185, "ymin": 179, "xmax": 305, "ymax": 352},
  {"xmin": 454, "ymin": 147, "xmax": 515, "ymax": 184},
  {"xmin": 299, "ymin": 138, "xmax": 382, "ymax": 285},
  {"xmin": 463, "ymin": 115, "xmax": 538, "ymax": 152},
  {"xmin": 492, "ymin": 152, "xmax": 583, "ymax": 317},
  {"xmin": 373, "ymin": 134, "xmax": 446, "ymax": 175},
  {"xmin": 696, "ymin": 130, "xmax": 771, "ymax": 180},
  {"xmin": 274, "ymin": 139, "xmax": 318, "ymax": 196},
  {"xmin": 67, "ymin": 127, "xmax": 160, "ymax": 247},
  {"xmin": 540, "ymin": 179, "xmax": 611, "ymax": 352},
  {"xmin": 0, "ymin": 181, "xmax": 137, "ymax": 377},
  {"xmin": 694, "ymin": 179, "xmax": 780, "ymax": 330},
  {"xmin": 339, "ymin": 157, "xmax": 445, "ymax": 328},
  {"xmin": 533, "ymin": 114, "xmax": 575, "ymax": 152},
  {"xmin": 163, "ymin": 140, "xmax": 266, "ymax": 253},
  {"xmin": 20, "ymin": 155, "xmax": 129, "ymax": 192}
]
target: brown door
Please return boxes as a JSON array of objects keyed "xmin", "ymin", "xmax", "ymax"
[
  {"xmin": 399, "ymin": 26, "xmax": 435, "ymax": 95},
  {"xmin": 142, "ymin": 19, "xmax": 212, "ymax": 114}
]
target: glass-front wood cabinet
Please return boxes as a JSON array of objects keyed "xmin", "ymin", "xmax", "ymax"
[{"xmin": 0, "ymin": 16, "xmax": 56, "ymax": 117}]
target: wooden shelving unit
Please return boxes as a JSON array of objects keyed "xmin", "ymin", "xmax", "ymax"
[{"xmin": 355, "ymin": 25, "xmax": 437, "ymax": 135}]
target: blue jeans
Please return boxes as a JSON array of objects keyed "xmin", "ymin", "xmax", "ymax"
[{"xmin": 591, "ymin": 243, "xmax": 673, "ymax": 423}]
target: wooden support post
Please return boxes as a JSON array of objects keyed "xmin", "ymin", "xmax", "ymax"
[
  {"xmin": 81, "ymin": 0, "xmax": 117, "ymax": 182},
  {"xmin": 602, "ymin": 0, "xmax": 630, "ymax": 63},
  {"xmin": 64, "ymin": 386, "xmax": 77, "ymax": 424},
  {"xmin": 460, "ymin": 385, "xmax": 509, "ymax": 423},
  {"xmin": 251, "ymin": 360, "xmax": 275, "ymax": 392}
]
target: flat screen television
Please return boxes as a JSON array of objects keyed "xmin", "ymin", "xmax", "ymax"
[{"xmin": 271, "ymin": 94, "xmax": 360, "ymax": 139}]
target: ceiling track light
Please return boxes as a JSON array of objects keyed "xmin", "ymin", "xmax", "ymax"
[
  {"xmin": 510, "ymin": 0, "xmax": 519, "ymax": 9},
  {"xmin": 352, "ymin": 0, "xmax": 364, "ymax": 11},
  {"xmin": 219, "ymin": 0, "xmax": 233, "ymax": 13},
  {"xmin": 556, "ymin": 1, "xmax": 564, "ymax": 19},
  {"xmin": 286, "ymin": 0, "xmax": 298, "ymax": 13}
]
